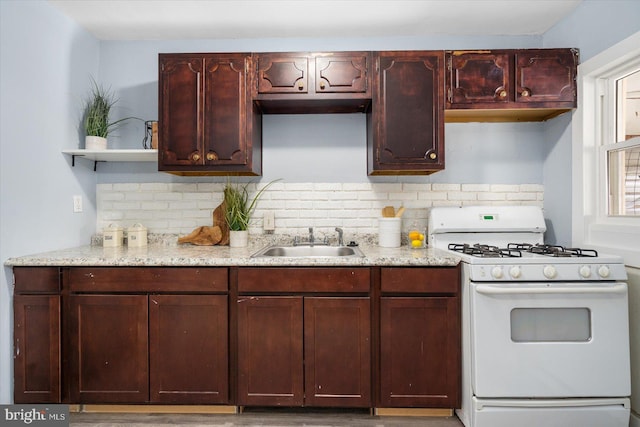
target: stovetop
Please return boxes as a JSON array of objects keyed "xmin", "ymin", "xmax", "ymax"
[
  {"xmin": 445, "ymin": 242, "xmax": 626, "ymax": 282},
  {"xmin": 428, "ymin": 206, "xmax": 627, "ymax": 282}
]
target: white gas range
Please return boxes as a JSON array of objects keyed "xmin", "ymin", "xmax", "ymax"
[{"xmin": 428, "ymin": 205, "xmax": 631, "ymax": 427}]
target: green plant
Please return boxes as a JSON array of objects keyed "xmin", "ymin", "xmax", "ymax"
[
  {"xmin": 83, "ymin": 77, "xmax": 138, "ymax": 138},
  {"xmin": 223, "ymin": 180, "xmax": 279, "ymax": 231}
]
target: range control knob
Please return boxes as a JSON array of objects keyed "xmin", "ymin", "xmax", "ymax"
[
  {"xmin": 579, "ymin": 265, "xmax": 592, "ymax": 278},
  {"xmin": 509, "ymin": 266, "xmax": 522, "ymax": 279},
  {"xmin": 491, "ymin": 266, "xmax": 504, "ymax": 279},
  {"xmin": 543, "ymin": 265, "xmax": 557, "ymax": 279},
  {"xmin": 597, "ymin": 265, "xmax": 611, "ymax": 278}
]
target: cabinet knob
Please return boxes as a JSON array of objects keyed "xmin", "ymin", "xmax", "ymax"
[
  {"xmin": 498, "ymin": 89, "xmax": 507, "ymax": 98},
  {"xmin": 192, "ymin": 153, "xmax": 201, "ymax": 162},
  {"xmin": 520, "ymin": 88, "xmax": 530, "ymax": 97},
  {"xmin": 297, "ymin": 80, "xmax": 304, "ymax": 90},
  {"xmin": 427, "ymin": 152, "xmax": 437, "ymax": 160},
  {"xmin": 319, "ymin": 81, "xmax": 326, "ymax": 90},
  {"xmin": 206, "ymin": 152, "xmax": 218, "ymax": 161}
]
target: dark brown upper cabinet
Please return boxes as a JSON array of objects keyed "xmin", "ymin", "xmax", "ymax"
[
  {"xmin": 158, "ymin": 53, "xmax": 261, "ymax": 175},
  {"xmin": 445, "ymin": 48, "xmax": 578, "ymax": 122},
  {"xmin": 253, "ymin": 52, "xmax": 372, "ymax": 114},
  {"xmin": 369, "ymin": 51, "xmax": 445, "ymax": 175}
]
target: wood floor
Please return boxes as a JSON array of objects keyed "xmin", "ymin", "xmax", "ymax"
[{"xmin": 70, "ymin": 408, "xmax": 464, "ymax": 426}]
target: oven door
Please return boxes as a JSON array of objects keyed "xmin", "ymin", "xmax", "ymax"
[{"xmin": 470, "ymin": 281, "xmax": 630, "ymax": 398}]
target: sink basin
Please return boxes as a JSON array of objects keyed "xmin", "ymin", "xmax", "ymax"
[{"xmin": 251, "ymin": 244, "xmax": 365, "ymax": 258}]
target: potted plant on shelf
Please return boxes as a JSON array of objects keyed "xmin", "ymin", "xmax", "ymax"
[
  {"xmin": 83, "ymin": 78, "xmax": 138, "ymax": 150},
  {"xmin": 223, "ymin": 179, "xmax": 278, "ymax": 247}
]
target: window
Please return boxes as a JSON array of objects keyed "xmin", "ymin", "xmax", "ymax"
[
  {"xmin": 573, "ymin": 31, "xmax": 640, "ymax": 267},
  {"xmin": 606, "ymin": 70, "xmax": 640, "ymax": 216}
]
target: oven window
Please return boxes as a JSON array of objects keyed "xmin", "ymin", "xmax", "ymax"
[{"xmin": 510, "ymin": 308, "xmax": 591, "ymax": 342}]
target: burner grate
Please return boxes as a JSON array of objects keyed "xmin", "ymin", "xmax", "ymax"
[
  {"xmin": 508, "ymin": 243, "xmax": 599, "ymax": 257},
  {"xmin": 448, "ymin": 243, "xmax": 522, "ymax": 258}
]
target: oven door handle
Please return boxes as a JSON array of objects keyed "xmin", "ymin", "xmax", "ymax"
[{"xmin": 475, "ymin": 283, "xmax": 627, "ymax": 295}]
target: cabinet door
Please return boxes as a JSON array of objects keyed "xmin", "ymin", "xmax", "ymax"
[
  {"xmin": 515, "ymin": 49, "xmax": 577, "ymax": 106},
  {"xmin": 68, "ymin": 295, "xmax": 148, "ymax": 403},
  {"xmin": 159, "ymin": 55, "xmax": 204, "ymax": 166},
  {"xmin": 380, "ymin": 297, "xmax": 460, "ymax": 408},
  {"xmin": 203, "ymin": 55, "xmax": 251, "ymax": 167},
  {"xmin": 13, "ymin": 295, "xmax": 60, "ymax": 403},
  {"xmin": 159, "ymin": 53, "xmax": 259, "ymax": 175},
  {"xmin": 237, "ymin": 296, "xmax": 303, "ymax": 406},
  {"xmin": 256, "ymin": 53, "xmax": 309, "ymax": 94},
  {"xmin": 371, "ymin": 51, "xmax": 445, "ymax": 175},
  {"xmin": 304, "ymin": 297, "xmax": 371, "ymax": 407},
  {"xmin": 447, "ymin": 51, "xmax": 511, "ymax": 105},
  {"xmin": 315, "ymin": 52, "xmax": 370, "ymax": 94},
  {"xmin": 149, "ymin": 294, "xmax": 228, "ymax": 404}
]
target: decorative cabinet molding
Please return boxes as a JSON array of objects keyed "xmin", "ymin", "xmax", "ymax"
[
  {"xmin": 253, "ymin": 51, "xmax": 372, "ymax": 114},
  {"xmin": 158, "ymin": 53, "xmax": 261, "ymax": 176},
  {"xmin": 445, "ymin": 48, "xmax": 578, "ymax": 122},
  {"xmin": 369, "ymin": 51, "xmax": 445, "ymax": 175}
]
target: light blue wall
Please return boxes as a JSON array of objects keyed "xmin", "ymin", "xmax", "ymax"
[
  {"xmin": 0, "ymin": 1, "xmax": 100, "ymax": 403},
  {"xmin": 541, "ymin": 0, "xmax": 640, "ymax": 246},
  {"xmin": 544, "ymin": 0, "xmax": 640, "ymax": 62}
]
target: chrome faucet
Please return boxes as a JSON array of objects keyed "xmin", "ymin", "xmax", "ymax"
[
  {"xmin": 308, "ymin": 227, "xmax": 314, "ymax": 246},
  {"xmin": 335, "ymin": 227, "xmax": 344, "ymax": 246}
]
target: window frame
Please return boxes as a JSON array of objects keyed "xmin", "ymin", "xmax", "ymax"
[{"xmin": 573, "ymin": 31, "xmax": 640, "ymax": 268}]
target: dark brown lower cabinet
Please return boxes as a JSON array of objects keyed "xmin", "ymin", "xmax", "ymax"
[
  {"xmin": 304, "ymin": 297, "xmax": 371, "ymax": 407},
  {"xmin": 237, "ymin": 296, "xmax": 371, "ymax": 407},
  {"xmin": 150, "ymin": 294, "xmax": 228, "ymax": 404},
  {"xmin": 380, "ymin": 296, "xmax": 460, "ymax": 408},
  {"xmin": 237, "ymin": 296, "xmax": 303, "ymax": 406},
  {"xmin": 13, "ymin": 294, "xmax": 60, "ymax": 403},
  {"xmin": 68, "ymin": 293, "xmax": 228, "ymax": 404},
  {"xmin": 68, "ymin": 294, "xmax": 149, "ymax": 403},
  {"xmin": 13, "ymin": 267, "xmax": 61, "ymax": 404}
]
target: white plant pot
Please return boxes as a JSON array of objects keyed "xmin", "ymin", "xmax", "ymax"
[
  {"xmin": 229, "ymin": 230, "xmax": 249, "ymax": 248},
  {"xmin": 85, "ymin": 135, "xmax": 107, "ymax": 150}
]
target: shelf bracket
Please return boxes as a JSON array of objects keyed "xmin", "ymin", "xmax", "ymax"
[
  {"xmin": 70, "ymin": 154, "xmax": 84, "ymax": 167},
  {"xmin": 69, "ymin": 154, "xmax": 104, "ymax": 171}
]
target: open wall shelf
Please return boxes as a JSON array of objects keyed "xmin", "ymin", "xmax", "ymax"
[{"xmin": 63, "ymin": 149, "xmax": 158, "ymax": 171}]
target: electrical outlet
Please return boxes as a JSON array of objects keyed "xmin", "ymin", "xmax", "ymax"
[
  {"xmin": 73, "ymin": 195, "xmax": 83, "ymax": 213},
  {"xmin": 263, "ymin": 211, "xmax": 275, "ymax": 231}
]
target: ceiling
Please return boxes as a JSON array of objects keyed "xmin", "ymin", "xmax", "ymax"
[{"xmin": 48, "ymin": 0, "xmax": 583, "ymax": 41}]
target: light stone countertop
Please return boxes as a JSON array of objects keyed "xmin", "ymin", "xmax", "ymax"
[{"xmin": 5, "ymin": 234, "xmax": 460, "ymax": 268}]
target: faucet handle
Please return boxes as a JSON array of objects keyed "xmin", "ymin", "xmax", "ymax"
[{"xmin": 335, "ymin": 227, "xmax": 344, "ymax": 246}]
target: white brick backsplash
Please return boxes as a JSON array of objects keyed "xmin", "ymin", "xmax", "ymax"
[
  {"xmin": 97, "ymin": 182, "xmax": 544, "ymax": 235},
  {"xmin": 432, "ymin": 183, "xmax": 460, "ymax": 191}
]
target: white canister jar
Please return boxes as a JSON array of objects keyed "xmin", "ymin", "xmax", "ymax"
[
  {"xmin": 378, "ymin": 217, "xmax": 402, "ymax": 248},
  {"xmin": 103, "ymin": 224, "xmax": 124, "ymax": 247},
  {"xmin": 127, "ymin": 223, "xmax": 147, "ymax": 247}
]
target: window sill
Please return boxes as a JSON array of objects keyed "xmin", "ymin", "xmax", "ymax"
[{"xmin": 586, "ymin": 222, "xmax": 640, "ymax": 268}]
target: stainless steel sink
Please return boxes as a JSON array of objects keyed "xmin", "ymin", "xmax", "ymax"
[{"xmin": 251, "ymin": 244, "xmax": 365, "ymax": 258}]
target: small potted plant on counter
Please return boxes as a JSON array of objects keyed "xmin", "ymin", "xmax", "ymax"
[
  {"xmin": 224, "ymin": 179, "xmax": 278, "ymax": 247},
  {"xmin": 83, "ymin": 77, "xmax": 139, "ymax": 150}
]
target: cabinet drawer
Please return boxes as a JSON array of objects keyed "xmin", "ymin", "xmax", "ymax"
[
  {"xmin": 67, "ymin": 267, "xmax": 228, "ymax": 293},
  {"xmin": 381, "ymin": 267, "xmax": 459, "ymax": 294},
  {"xmin": 14, "ymin": 267, "xmax": 60, "ymax": 294},
  {"xmin": 238, "ymin": 268, "xmax": 370, "ymax": 293}
]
